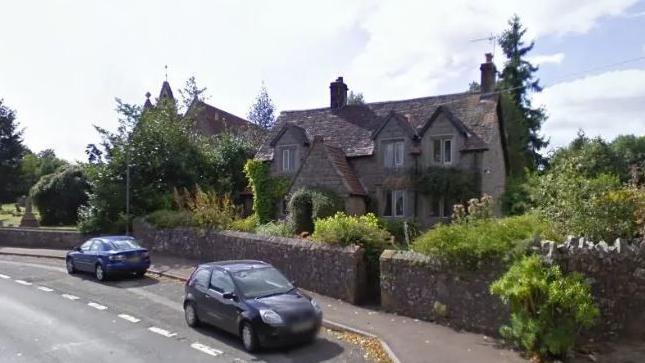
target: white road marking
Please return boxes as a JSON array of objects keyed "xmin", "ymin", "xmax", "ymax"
[
  {"xmin": 61, "ymin": 294, "xmax": 79, "ymax": 300},
  {"xmin": 15, "ymin": 280, "xmax": 32, "ymax": 286},
  {"xmin": 117, "ymin": 314, "xmax": 141, "ymax": 323},
  {"xmin": 37, "ymin": 286, "xmax": 54, "ymax": 292},
  {"xmin": 87, "ymin": 302, "xmax": 108, "ymax": 310},
  {"xmin": 0, "ymin": 274, "xmax": 10, "ymax": 279},
  {"xmin": 190, "ymin": 342, "xmax": 223, "ymax": 357},
  {"xmin": 148, "ymin": 327, "xmax": 177, "ymax": 338}
]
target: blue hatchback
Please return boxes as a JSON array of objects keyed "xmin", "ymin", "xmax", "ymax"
[{"xmin": 66, "ymin": 236, "xmax": 151, "ymax": 281}]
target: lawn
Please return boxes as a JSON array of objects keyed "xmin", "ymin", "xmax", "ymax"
[{"xmin": 0, "ymin": 203, "xmax": 77, "ymax": 230}]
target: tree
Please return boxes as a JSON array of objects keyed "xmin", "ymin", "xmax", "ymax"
[
  {"xmin": 468, "ymin": 82, "xmax": 481, "ymax": 93},
  {"xmin": 498, "ymin": 15, "xmax": 548, "ymax": 170},
  {"xmin": 347, "ymin": 91, "xmax": 365, "ymax": 105},
  {"xmin": 0, "ymin": 99, "xmax": 27, "ymax": 202},
  {"xmin": 20, "ymin": 149, "xmax": 68, "ymax": 191},
  {"xmin": 248, "ymin": 82, "xmax": 276, "ymax": 129},
  {"xmin": 31, "ymin": 165, "xmax": 89, "ymax": 225},
  {"xmin": 178, "ymin": 76, "xmax": 208, "ymax": 113}
]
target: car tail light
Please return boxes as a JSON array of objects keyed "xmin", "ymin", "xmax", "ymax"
[
  {"xmin": 109, "ymin": 254, "xmax": 126, "ymax": 262},
  {"xmin": 141, "ymin": 251, "xmax": 150, "ymax": 258}
]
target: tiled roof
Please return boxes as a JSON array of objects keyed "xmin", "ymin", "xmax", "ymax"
[
  {"xmin": 187, "ymin": 100, "xmax": 255, "ymax": 136},
  {"xmin": 257, "ymin": 92, "xmax": 500, "ymax": 160},
  {"xmin": 324, "ymin": 144, "xmax": 367, "ymax": 196}
]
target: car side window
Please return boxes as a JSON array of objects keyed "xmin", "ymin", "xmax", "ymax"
[
  {"xmin": 80, "ymin": 240, "xmax": 93, "ymax": 252},
  {"xmin": 192, "ymin": 268, "xmax": 211, "ymax": 291},
  {"xmin": 90, "ymin": 241, "xmax": 102, "ymax": 252},
  {"xmin": 210, "ymin": 269, "xmax": 235, "ymax": 293}
]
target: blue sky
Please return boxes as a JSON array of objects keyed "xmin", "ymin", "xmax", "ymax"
[{"xmin": 1, "ymin": 0, "xmax": 644, "ymax": 161}]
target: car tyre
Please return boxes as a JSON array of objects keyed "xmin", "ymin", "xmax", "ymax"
[
  {"xmin": 184, "ymin": 301, "xmax": 200, "ymax": 328},
  {"xmin": 241, "ymin": 322, "xmax": 260, "ymax": 352},
  {"xmin": 95, "ymin": 264, "xmax": 107, "ymax": 281},
  {"xmin": 66, "ymin": 258, "xmax": 76, "ymax": 274},
  {"xmin": 134, "ymin": 270, "xmax": 146, "ymax": 278}
]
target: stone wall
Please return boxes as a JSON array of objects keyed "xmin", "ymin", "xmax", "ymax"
[
  {"xmin": 380, "ymin": 238, "xmax": 645, "ymax": 338},
  {"xmin": 133, "ymin": 220, "xmax": 368, "ymax": 304},
  {"xmin": 0, "ymin": 227, "xmax": 88, "ymax": 249}
]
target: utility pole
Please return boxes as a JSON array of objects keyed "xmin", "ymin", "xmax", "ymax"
[{"xmin": 125, "ymin": 146, "xmax": 131, "ymax": 236}]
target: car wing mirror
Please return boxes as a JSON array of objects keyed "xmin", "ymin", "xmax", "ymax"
[{"xmin": 73, "ymin": 246, "xmax": 81, "ymax": 252}]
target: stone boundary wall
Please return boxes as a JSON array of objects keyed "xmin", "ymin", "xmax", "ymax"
[
  {"xmin": 0, "ymin": 227, "xmax": 87, "ymax": 249},
  {"xmin": 380, "ymin": 238, "xmax": 645, "ymax": 338},
  {"xmin": 133, "ymin": 220, "xmax": 368, "ymax": 304}
]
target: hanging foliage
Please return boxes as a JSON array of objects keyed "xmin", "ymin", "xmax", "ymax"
[
  {"xmin": 414, "ymin": 166, "xmax": 480, "ymax": 202},
  {"xmin": 243, "ymin": 159, "xmax": 289, "ymax": 224}
]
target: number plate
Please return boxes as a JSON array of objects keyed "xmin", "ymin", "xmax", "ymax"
[{"xmin": 291, "ymin": 320, "xmax": 314, "ymax": 332}]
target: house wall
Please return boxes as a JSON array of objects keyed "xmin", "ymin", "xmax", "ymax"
[
  {"xmin": 289, "ymin": 142, "xmax": 348, "ymax": 198},
  {"xmin": 270, "ymin": 127, "xmax": 307, "ymax": 177},
  {"xmin": 479, "ymin": 116, "xmax": 507, "ymax": 208}
]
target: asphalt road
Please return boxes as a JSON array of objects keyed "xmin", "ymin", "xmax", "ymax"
[{"xmin": 0, "ymin": 255, "xmax": 369, "ymax": 363}]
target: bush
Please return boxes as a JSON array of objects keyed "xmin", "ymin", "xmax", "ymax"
[
  {"xmin": 380, "ymin": 218, "xmax": 420, "ymax": 247},
  {"xmin": 244, "ymin": 160, "xmax": 289, "ymax": 224},
  {"xmin": 490, "ymin": 255, "xmax": 599, "ymax": 360},
  {"xmin": 230, "ymin": 214, "xmax": 259, "ymax": 233},
  {"xmin": 412, "ymin": 214, "xmax": 559, "ymax": 269},
  {"xmin": 255, "ymin": 219, "xmax": 295, "ymax": 237},
  {"xmin": 186, "ymin": 187, "xmax": 236, "ymax": 230},
  {"xmin": 533, "ymin": 158, "xmax": 640, "ymax": 240},
  {"xmin": 312, "ymin": 212, "xmax": 392, "ymax": 264},
  {"xmin": 288, "ymin": 188, "xmax": 343, "ymax": 233},
  {"xmin": 452, "ymin": 194, "xmax": 494, "ymax": 223},
  {"xmin": 31, "ymin": 165, "xmax": 90, "ymax": 225},
  {"xmin": 146, "ymin": 210, "xmax": 195, "ymax": 229}
]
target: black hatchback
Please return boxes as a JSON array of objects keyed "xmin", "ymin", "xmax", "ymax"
[{"xmin": 183, "ymin": 260, "xmax": 323, "ymax": 352}]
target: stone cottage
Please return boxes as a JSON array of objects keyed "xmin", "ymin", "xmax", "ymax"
[{"xmin": 256, "ymin": 54, "xmax": 509, "ymax": 226}]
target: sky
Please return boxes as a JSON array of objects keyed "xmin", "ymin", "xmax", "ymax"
[{"xmin": 1, "ymin": 0, "xmax": 644, "ymax": 162}]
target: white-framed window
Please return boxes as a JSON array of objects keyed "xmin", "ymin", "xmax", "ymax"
[
  {"xmin": 431, "ymin": 196, "xmax": 453, "ymax": 218},
  {"xmin": 384, "ymin": 189, "xmax": 406, "ymax": 217},
  {"xmin": 281, "ymin": 146, "xmax": 296, "ymax": 172},
  {"xmin": 432, "ymin": 138, "xmax": 452, "ymax": 165},
  {"xmin": 384, "ymin": 140, "xmax": 405, "ymax": 169}
]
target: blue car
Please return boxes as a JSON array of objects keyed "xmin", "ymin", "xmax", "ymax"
[{"xmin": 66, "ymin": 236, "xmax": 151, "ymax": 281}]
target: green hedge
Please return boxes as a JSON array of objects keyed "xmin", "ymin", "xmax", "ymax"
[
  {"xmin": 412, "ymin": 214, "xmax": 559, "ymax": 268},
  {"xmin": 146, "ymin": 210, "xmax": 195, "ymax": 229},
  {"xmin": 288, "ymin": 188, "xmax": 343, "ymax": 233}
]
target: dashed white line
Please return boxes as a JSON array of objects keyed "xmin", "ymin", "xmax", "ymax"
[
  {"xmin": 61, "ymin": 294, "xmax": 80, "ymax": 300},
  {"xmin": 0, "ymin": 274, "xmax": 10, "ymax": 279},
  {"xmin": 190, "ymin": 342, "xmax": 223, "ymax": 357},
  {"xmin": 88, "ymin": 302, "xmax": 108, "ymax": 310},
  {"xmin": 148, "ymin": 327, "xmax": 177, "ymax": 338},
  {"xmin": 117, "ymin": 314, "xmax": 141, "ymax": 323},
  {"xmin": 15, "ymin": 280, "xmax": 32, "ymax": 286},
  {"xmin": 37, "ymin": 286, "xmax": 54, "ymax": 292}
]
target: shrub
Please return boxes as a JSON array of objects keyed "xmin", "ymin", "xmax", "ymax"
[
  {"xmin": 244, "ymin": 159, "xmax": 289, "ymax": 224},
  {"xmin": 415, "ymin": 166, "xmax": 480, "ymax": 201},
  {"xmin": 146, "ymin": 210, "xmax": 195, "ymax": 229},
  {"xmin": 533, "ymin": 158, "xmax": 640, "ymax": 240},
  {"xmin": 230, "ymin": 214, "xmax": 259, "ymax": 233},
  {"xmin": 452, "ymin": 194, "xmax": 494, "ymax": 223},
  {"xmin": 380, "ymin": 218, "xmax": 420, "ymax": 247},
  {"xmin": 288, "ymin": 188, "xmax": 343, "ymax": 233},
  {"xmin": 490, "ymin": 255, "xmax": 599, "ymax": 360},
  {"xmin": 255, "ymin": 219, "xmax": 295, "ymax": 237},
  {"xmin": 186, "ymin": 186, "xmax": 236, "ymax": 230},
  {"xmin": 312, "ymin": 212, "xmax": 392, "ymax": 264},
  {"xmin": 412, "ymin": 214, "xmax": 559, "ymax": 268},
  {"xmin": 31, "ymin": 165, "xmax": 90, "ymax": 225}
]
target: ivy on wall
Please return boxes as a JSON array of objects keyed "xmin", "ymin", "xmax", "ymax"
[
  {"xmin": 243, "ymin": 159, "xmax": 289, "ymax": 224},
  {"xmin": 414, "ymin": 166, "xmax": 480, "ymax": 201}
]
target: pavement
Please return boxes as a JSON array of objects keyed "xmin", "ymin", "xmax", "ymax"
[{"xmin": 0, "ymin": 246, "xmax": 527, "ymax": 363}]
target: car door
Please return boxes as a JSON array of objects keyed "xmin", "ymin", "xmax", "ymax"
[
  {"xmin": 190, "ymin": 267, "xmax": 215, "ymax": 325},
  {"xmin": 75, "ymin": 240, "xmax": 95, "ymax": 271},
  {"xmin": 87, "ymin": 240, "xmax": 102, "ymax": 268},
  {"xmin": 205, "ymin": 268, "xmax": 240, "ymax": 334}
]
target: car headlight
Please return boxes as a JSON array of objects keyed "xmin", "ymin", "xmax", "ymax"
[
  {"xmin": 259, "ymin": 309, "xmax": 284, "ymax": 325},
  {"xmin": 311, "ymin": 299, "xmax": 322, "ymax": 313}
]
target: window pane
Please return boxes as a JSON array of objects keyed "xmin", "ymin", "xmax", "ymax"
[
  {"xmin": 289, "ymin": 148, "xmax": 296, "ymax": 170},
  {"xmin": 394, "ymin": 190, "xmax": 404, "ymax": 216},
  {"xmin": 282, "ymin": 149, "xmax": 290, "ymax": 171},
  {"xmin": 210, "ymin": 270, "xmax": 235, "ymax": 293},
  {"xmin": 232, "ymin": 267, "xmax": 293, "ymax": 298},
  {"xmin": 431, "ymin": 197, "xmax": 440, "ymax": 216},
  {"xmin": 394, "ymin": 141, "xmax": 404, "ymax": 167},
  {"xmin": 193, "ymin": 268, "xmax": 211, "ymax": 290},
  {"xmin": 443, "ymin": 139, "xmax": 451, "ymax": 163},
  {"xmin": 433, "ymin": 140, "xmax": 441, "ymax": 163},
  {"xmin": 384, "ymin": 143, "xmax": 394, "ymax": 168},
  {"xmin": 384, "ymin": 190, "xmax": 393, "ymax": 216}
]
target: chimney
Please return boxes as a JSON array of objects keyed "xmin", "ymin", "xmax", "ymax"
[
  {"xmin": 329, "ymin": 76, "xmax": 348, "ymax": 109},
  {"xmin": 480, "ymin": 53, "xmax": 496, "ymax": 94}
]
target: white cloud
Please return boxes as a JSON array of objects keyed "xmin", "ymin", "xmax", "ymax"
[
  {"xmin": 528, "ymin": 53, "xmax": 566, "ymax": 66},
  {"xmin": 535, "ymin": 69, "xmax": 645, "ymax": 150}
]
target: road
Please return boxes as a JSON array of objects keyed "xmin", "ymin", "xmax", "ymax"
[{"xmin": 0, "ymin": 255, "xmax": 369, "ymax": 363}]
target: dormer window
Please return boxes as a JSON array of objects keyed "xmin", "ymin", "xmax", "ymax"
[
  {"xmin": 384, "ymin": 140, "xmax": 404, "ymax": 169},
  {"xmin": 280, "ymin": 146, "xmax": 297, "ymax": 172},
  {"xmin": 433, "ymin": 137, "xmax": 452, "ymax": 165}
]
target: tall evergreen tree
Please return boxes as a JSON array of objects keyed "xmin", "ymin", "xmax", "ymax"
[
  {"xmin": 0, "ymin": 100, "xmax": 27, "ymax": 202},
  {"xmin": 498, "ymin": 15, "xmax": 548, "ymax": 169},
  {"xmin": 248, "ymin": 82, "xmax": 276, "ymax": 130},
  {"xmin": 178, "ymin": 76, "xmax": 208, "ymax": 112}
]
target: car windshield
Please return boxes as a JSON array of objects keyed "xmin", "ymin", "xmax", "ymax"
[
  {"xmin": 231, "ymin": 267, "xmax": 293, "ymax": 299},
  {"xmin": 107, "ymin": 239, "xmax": 142, "ymax": 250}
]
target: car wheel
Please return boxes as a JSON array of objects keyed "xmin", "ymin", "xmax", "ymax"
[
  {"xmin": 66, "ymin": 258, "xmax": 76, "ymax": 274},
  {"xmin": 241, "ymin": 322, "xmax": 260, "ymax": 352},
  {"xmin": 95, "ymin": 264, "xmax": 107, "ymax": 281},
  {"xmin": 134, "ymin": 270, "xmax": 146, "ymax": 278},
  {"xmin": 184, "ymin": 301, "xmax": 200, "ymax": 328}
]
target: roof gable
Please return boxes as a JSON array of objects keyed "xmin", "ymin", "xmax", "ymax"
[
  {"xmin": 370, "ymin": 111, "xmax": 418, "ymax": 140},
  {"xmin": 186, "ymin": 100, "xmax": 254, "ymax": 136},
  {"xmin": 269, "ymin": 123, "xmax": 310, "ymax": 147}
]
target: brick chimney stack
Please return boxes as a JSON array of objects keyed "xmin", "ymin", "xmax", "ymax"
[
  {"xmin": 330, "ymin": 76, "xmax": 348, "ymax": 109},
  {"xmin": 480, "ymin": 53, "xmax": 496, "ymax": 94}
]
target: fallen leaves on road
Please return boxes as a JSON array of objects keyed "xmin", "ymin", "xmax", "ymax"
[{"xmin": 324, "ymin": 327, "xmax": 393, "ymax": 363}]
